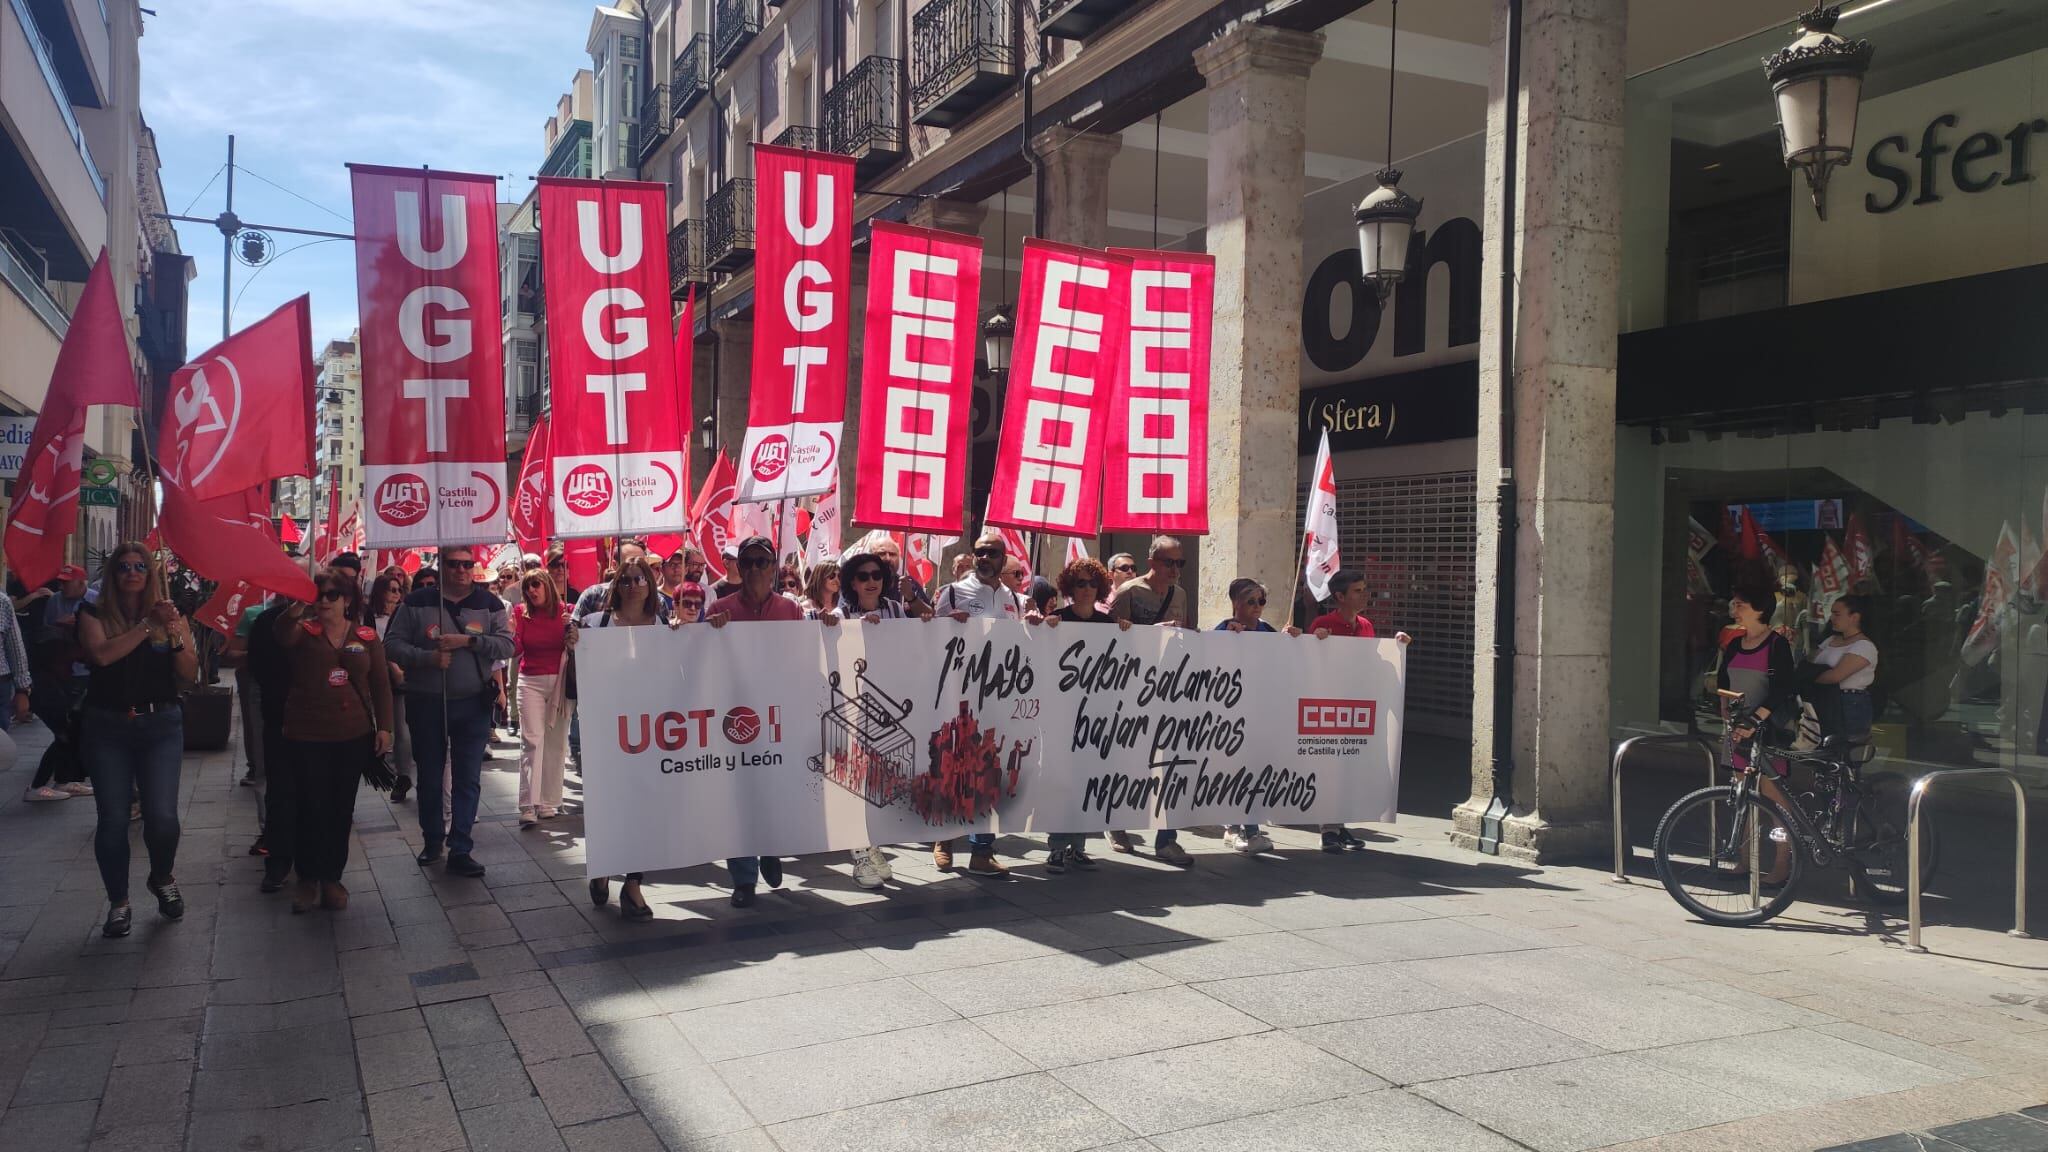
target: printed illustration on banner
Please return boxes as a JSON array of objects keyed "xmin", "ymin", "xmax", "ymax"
[{"xmin": 162, "ymin": 355, "xmax": 239, "ymax": 488}]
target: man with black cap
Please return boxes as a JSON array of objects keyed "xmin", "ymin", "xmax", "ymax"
[{"xmin": 707, "ymin": 535, "xmax": 801, "ymax": 905}]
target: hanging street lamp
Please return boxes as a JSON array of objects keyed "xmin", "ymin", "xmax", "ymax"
[
  {"xmin": 1763, "ymin": 4, "xmax": 1874, "ymax": 220},
  {"xmin": 1354, "ymin": 0, "xmax": 1420, "ymax": 298},
  {"xmin": 981, "ymin": 309, "xmax": 1014, "ymax": 378}
]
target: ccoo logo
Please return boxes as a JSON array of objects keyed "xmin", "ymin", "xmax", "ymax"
[
  {"xmin": 376, "ymin": 473, "xmax": 430, "ymax": 527},
  {"xmin": 750, "ymin": 435, "xmax": 789, "ymax": 483},
  {"xmin": 563, "ymin": 463, "xmax": 613, "ymax": 515}
]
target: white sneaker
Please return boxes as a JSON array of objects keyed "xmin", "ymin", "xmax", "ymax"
[
  {"xmin": 867, "ymin": 845, "xmax": 893, "ymax": 883},
  {"xmin": 23, "ymin": 786, "xmax": 68, "ymax": 802},
  {"xmin": 851, "ymin": 848, "xmax": 887, "ymax": 890},
  {"xmin": 1224, "ymin": 830, "xmax": 1253, "ymax": 853},
  {"xmin": 1247, "ymin": 831, "xmax": 1274, "ymax": 853},
  {"xmin": 59, "ymin": 781, "xmax": 94, "ymax": 797}
]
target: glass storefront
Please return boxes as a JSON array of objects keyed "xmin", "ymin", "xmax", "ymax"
[{"xmin": 1612, "ymin": 0, "xmax": 2048, "ymax": 794}]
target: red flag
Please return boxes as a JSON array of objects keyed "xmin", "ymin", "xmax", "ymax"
[
  {"xmin": 688, "ymin": 449, "xmax": 738, "ymax": 582},
  {"xmin": 905, "ymin": 533, "xmax": 937, "ymax": 589},
  {"xmin": 197, "ymin": 580, "xmax": 264, "ymax": 635},
  {"xmin": 1064, "ymin": 536, "xmax": 1091, "ymax": 569},
  {"xmin": 510, "ymin": 414, "xmax": 553, "ymax": 556},
  {"xmin": 854, "ymin": 222, "xmax": 983, "ymax": 533},
  {"xmin": 279, "ymin": 515, "xmax": 303, "ymax": 545},
  {"xmin": 1964, "ymin": 523, "xmax": 2021, "ymax": 662},
  {"xmin": 4, "ymin": 252, "xmax": 137, "ymax": 587},
  {"xmin": 740, "ymin": 144, "xmax": 855, "ymax": 503},
  {"xmin": 1303, "ymin": 429, "xmax": 1341, "ymax": 601},
  {"xmin": 350, "ymin": 165, "xmax": 507, "ymax": 547},
  {"xmin": 1845, "ymin": 512, "xmax": 1879, "ymax": 591},
  {"xmin": 989, "ymin": 240, "xmax": 1132, "ymax": 536},
  {"xmin": 536, "ymin": 177, "xmax": 688, "ymax": 538},
  {"xmin": 157, "ymin": 481, "xmax": 317, "ymax": 602},
  {"xmin": 564, "ymin": 537, "xmax": 602, "ymax": 594},
  {"xmin": 162, "ymin": 296, "xmax": 314, "ymax": 502},
  {"xmin": 1103, "ymin": 248, "xmax": 1212, "ymax": 534}
]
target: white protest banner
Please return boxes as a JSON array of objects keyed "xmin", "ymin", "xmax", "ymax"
[{"xmin": 576, "ymin": 619, "xmax": 1404, "ymax": 875}]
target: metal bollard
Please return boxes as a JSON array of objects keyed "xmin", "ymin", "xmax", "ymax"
[
  {"xmin": 1611, "ymin": 734, "xmax": 1720, "ymax": 882},
  {"xmin": 1906, "ymin": 768, "xmax": 2029, "ymax": 953}
]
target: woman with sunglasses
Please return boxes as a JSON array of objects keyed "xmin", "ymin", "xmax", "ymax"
[
  {"xmin": 776, "ymin": 563, "xmax": 804, "ymax": 603},
  {"xmin": 275, "ymin": 572, "xmax": 394, "ymax": 912},
  {"xmin": 1212, "ymin": 579, "xmax": 1300, "ymax": 854},
  {"xmin": 79, "ymin": 544, "xmax": 199, "ymax": 938},
  {"xmin": 1039, "ymin": 557, "xmax": 1129, "ymax": 873},
  {"xmin": 829, "ymin": 548, "xmax": 913, "ymax": 888},
  {"xmin": 512, "ymin": 572, "xmax": 573, "ymax": 829},
  {"xmin": 801, "ymin": 561, "xmax": 841, "ymax": 620},
  {"xmin": 578, "ymin": 555, "xmax": 672, "ymax": 920}
]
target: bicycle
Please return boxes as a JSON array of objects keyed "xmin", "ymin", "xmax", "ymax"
[{"xmin": 1652, "ymin": 708, "xmax": 1938, "ymax": 926}]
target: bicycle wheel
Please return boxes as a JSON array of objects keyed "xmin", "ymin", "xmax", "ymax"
[
  {"xmin": 1653, "ymin": 784, "xmax": 1805, "ymax": 926},
  {"xmin": 1846, "ymin": 779, "xmax": 1937, "ymax": 906}
]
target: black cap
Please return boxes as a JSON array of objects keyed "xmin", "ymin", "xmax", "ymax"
[{"xmin": 735, "ymin": 535, "xmax": 776, "ymax": 559}]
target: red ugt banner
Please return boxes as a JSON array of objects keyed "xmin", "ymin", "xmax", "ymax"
[
  {"xmin": 537, "ymin": 178, "xmax": 688, "ymax": 539},
  {"xmin": 855, "ymin": 222, "xmax": 983, "ymax": 534},
  {"xmin": 1103, "ymin": 249, "xmax": 1211, "ymax": 534},
  {"xmin": 988, "ymin": 240, "xmax": 1131, "ymax": 536},
  {"xmin": 740, "ymin": 144, "xmax": 854, "ymax": 503},
  {"xmin": 350, "ymin": 165, "xmax": 506, "ymax": 548}
]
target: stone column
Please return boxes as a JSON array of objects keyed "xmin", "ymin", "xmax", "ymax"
[
  {"xmin": 713, "ymin": 318, "xmax": 752, "ymax": 478},
  {"xmin": 1193, "ymin": 24, "xmax": 1322, "ymax": 629},
  {"xmin": 1031, "ymin": 125, "xmax": 1121, "ymax": 250},
  {"xmin": 1451, "ymin": 0, "xmax": 1628, "ymax": 863}
]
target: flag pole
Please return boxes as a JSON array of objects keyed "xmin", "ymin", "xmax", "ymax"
[{"xmin": 1282, "ymin": 528, "xmax": 1311, "ymax": 632}]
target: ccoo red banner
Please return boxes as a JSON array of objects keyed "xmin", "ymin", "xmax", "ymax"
[
  {"xmin": 350, "ymin": 165, "xmax": 507, "ymax": 547},
  {"xmin": 987, "ymin": 240, "xmax": 1131, "ymax": 536},
  {"xmin": 739, "ymin": 144, "xmax": 854, "ymax": 503},
  {"xmin": 537, "ymin": 177, "xmax": 689, "ymax": 539},
  {"xmin": 854, "ymin": 222, "xmax": 983, "ymax": 534},
  {"xmin": 1103, "ymin": 248, "xmax": 1212, "ymax": 534}
]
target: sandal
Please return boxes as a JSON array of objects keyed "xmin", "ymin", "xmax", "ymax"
[
  {"xmin": 620, "ymin": 880, "xmax": 653, "ymax": 922},
  {"xmin": 589, "ymin": 877, "xmax": 610, "ymax": 908},
  {"xmin": 103, "ymin": 903, "xmax": 132, "ymax": 938}
]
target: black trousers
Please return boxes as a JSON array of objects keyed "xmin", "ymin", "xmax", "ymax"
[{"xmin": 280, "ymin": 735, "xmax": 368, "ymax": 883}]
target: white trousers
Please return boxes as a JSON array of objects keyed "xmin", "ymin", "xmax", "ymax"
[{"xmin": 517, "ymin": 673, "xmax": 568, "ymax": 811}]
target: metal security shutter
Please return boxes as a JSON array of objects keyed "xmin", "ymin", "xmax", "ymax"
[{"xmin": 1301, "ymin": 471, "xmax": 1477, "ymax": 739}]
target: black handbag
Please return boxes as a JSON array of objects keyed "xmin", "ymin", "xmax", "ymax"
[{"xmin": 341, "ymin": 643, "xmax": 398, "ymax": 792}]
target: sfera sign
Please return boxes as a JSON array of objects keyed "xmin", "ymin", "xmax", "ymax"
[{"xmin": 1863, "ymin": 112, "xmax": 2048, "ymax": 214}]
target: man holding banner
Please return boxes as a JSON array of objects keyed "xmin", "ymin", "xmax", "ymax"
[{"xmin": 705, "ymin": 535, "xmax": 802, "ymax": 904}]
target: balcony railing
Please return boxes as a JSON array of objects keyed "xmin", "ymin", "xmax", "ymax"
[
  {"xmin": 771, "ymin": 125, "xmax": 820, "ymax": 151},
  {"xmin": 825, "ymin": 56, "xmax": 906, "ymax": 177},
  {"xmin": 1038, "ymin": 0, "xmax": 1128, "ymax": 39},
  {"xmin": 705, "ymin": 178, "xmax": 755, "ymax": 273},
  {"xmin": 8, "ymin": 0, "xmax": 105, "ymax": 201},
  {"xmin": 638, "ymin": 84, "xmax": 672, "ymax": 162},
  {"xmin": 674, "ymin": 35, "xmax": 711, "ymax": 120},
  {"xmin": 668, "ymin": 219, "xmax": 713, "ymax": 300},
  {"xmin": 911, "ymin": 0, "xmax": 1017, "ymax": 128},
  {"xmin": 713, "ymin": 0, "xmax": 761, "ymax": 68}
]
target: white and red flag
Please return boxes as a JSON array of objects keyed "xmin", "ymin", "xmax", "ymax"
[
  {"xmin": 688, "ymin": 449, "xmax": 738, "ymax": 582},
  {"xmin": 1811, "ymin": 535, "xmax": 1851, "ymax": 620},
  {"xmin": 1302, "ymin": 428, "xmax": 1341, "ymax": 601},
  {"xmin": 350, "ymin": 165, "xmax": 506, "ymax": 547},
  {"xmin": 163, "ymin": 296, "xmax": 315, "ymax": 502},
  {"xmin": 904, "ymin": 533, "xmax": 939, "ymax": 589},
  {"xmin": 988, "ymin": 240, "xmax": 1132, "ymax": 537},
  {"xmin": 1845, "ymin": 512, "xmax": 1879, "ymax": 592},
  {"xmin": 854, "ymin": 221, "xmax": 982, "ymax": 532},
  {"xmin": 981, "ymin": 496, "xmax": 1033, "ymax": 579},
  {"xmin": 537, "ymin": 177, "xmax": 689, "ymax": 538},
  {"xmin": 4, "ymin": 252, "xmax": 137, "ymax": 587},
  {"xmin": 740, "ymin": 144, "xmax": 854, "ymax": 502},
  {"xmin": 1963, "ymin": 523, "xmax": 2021, "ymax": 664},
  {"xmin": 1103, "ymin": 248, "xmax": 1211, "ymax": 534},
  {"xmin": 1065, "ymin": 536, "xmax": 1091, "ymax": 569},
  {"xmin": 510, "ymin": 414, "xmax": 554, "ymax": 557},
  {"xmin": 806, "ymin": 485, "xmax": 841, "ymax": 565}
]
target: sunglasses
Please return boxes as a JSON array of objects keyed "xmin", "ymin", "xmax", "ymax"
[
  {"xmin": 975, "ymin": 546, "xmax": 1005, "ymax": 558},
  {"xmin": 618, "ymin": 574, "xmax": 650, "ymax": 586},
  {"xmin": 851, "ymin": 569, "xmax": 884, "ymax": 582},
  {"xmin": 1112, "ymin": 564, "xmax": 1136, "ymax": 573},
  {"xmin": 780, "ymin": 581, "xmax": 801, "ymax": 591},
  {"xmin": 738, "ymin": 556, "xmax": 774, "ymax": 570},
  {"xmin": 115, "ymin": 562, "xmax": 149, "ymax": 575},
  {"xmin": 1155, "ymin": 557, "xmax": 1185, "ymax": 569},
  {"xmin": 319, "ymin": 587, "xmax": 348, "ymax": 602},
  {"xmin": 679, "ymin": 598, "xmax": 704, "ymax": 609},
  {"xmin": 1241, "ymin": 597, "xmax": 1267, "ymax": 608}
]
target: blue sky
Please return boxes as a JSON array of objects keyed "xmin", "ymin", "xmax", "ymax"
[{"xmin": 140, "ymin": 0, "xmax": 594, "ymax": 352}]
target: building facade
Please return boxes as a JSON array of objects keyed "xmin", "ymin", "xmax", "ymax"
[{"xmin": 314, "ymin": 335, "xmax": 362, "ymax": 531}]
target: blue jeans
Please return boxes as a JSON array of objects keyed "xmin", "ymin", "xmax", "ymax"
[
  {"xmin": 84, "ymin": 707, "xmax": 184, "ymax": 903},
  {"xmin": 0, "ymin": 674, "xmax": 15, "ymax": 730},
  {"xmin": 407, "ymin": 692, "xmax": 490, "ymax": 856},
  {"xmin": 727, "ymin": 857, "xmax": 758, "ymax": 886},
  {"xmin": 1154, "ymin": 830, "xmax": 1178, "ymax": 847}
]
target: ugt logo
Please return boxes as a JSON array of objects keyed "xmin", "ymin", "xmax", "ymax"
[
  {"xmin": 375, "ymin": 473, "xmax": 430, "ymax": 527},
  {"xmin": 563, "ymin": 463, "xmax": 613, "ymax": 516},
  {"xmin": 750, "ymin": 435, "xmax": 789, "ymax": 483}
]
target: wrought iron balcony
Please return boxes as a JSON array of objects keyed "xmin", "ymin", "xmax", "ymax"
[
  {"xmin": 1038, "ymin": 0, "xmax": 1128, "ymax": 39},
  {"xmin": 639, "ymin": 84, "xmax": 673, "ymax": 162},
  {"xmin": 516, "ymin": 392, "xmax": 544, "ymax": 416},
  {"xmin": 705, "ymin": 179, "xmax": 755, "ymax": 273},
  {"xmin": 673, "ymin": 35, "xmax": 711, "ymax": 120},
  {"xmin": 668, "ymin": 219, "xmax": 713, "ymax": 300},
  {"xmin": 770, "ymin": 125, "xmax": 821, "ymax": 151},
  {"xmin": 713, "ymin": 0, "xmax": 761, "ymax": 68},
  {"xmin": 825, "ymin": 56, "xmax": 906, "ymax": 178},
  {"xmin": 911, "ymin": 0, "xmax": 1017, "ymax": 128}
]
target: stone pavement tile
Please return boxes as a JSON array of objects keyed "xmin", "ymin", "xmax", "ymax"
[
  {"xmin": 1150, "ymin": 1088, "xmax": 1525, "ymax": 1152},
  {"xmin": 492, "ymin": 882, "xmax": 571, "ymax": 914},
  {"xmin": 1816, "ymin": 1137, "xmax": 1972, "ymax": 1151},
  {"xmin": 446, "ymin": 903, "xmax": 512, "ymax": 936},
  {"xmin": 673, "ymin": 976, "xmax": 958, "ymax": 1062},
  {"xmin": 633, "ymin": 947, "xmax": 894, "ymax": 1014},
  {"xmin": 468, "ymin": 942, "xmax": 539, "ymax": 978},
  {"xmin": 1052, "ymin": 1031, "xmax": 1381, "ymax": 1137},
  {"xmin": 907, "ymin": 949, "xmax": 1177, "ymax": 1018},
  {"xmin": 209, "ymin": 972, "xmax": 344, "ymax": 1005},
  {"xmin": 589, "ymin": 1015, "xmax": 703, "ymax": 1079},
  {"xmin": 112, "ymin": 1027, "xmax": 198, "ymax": 1066},
  {"xmin": 1114, "ymin": 931, "xmax": 1357, "ymax": 984},
  {"xmin": 1226, "ymin": 892, "xmax": 1444, "ymax": 932},
  {"xmin": 766, "ymin": 1072, "xmax": 1133, "ymax": 1152},
  {"xmin": 12, "ymin": 1041, "xmax": 116, "ymax": 1105},
  {"xmin": 1639, "ymin": 1028, "xmax": 1959, "ymax": 1112},
  {"xmin": 1296, "ymin": 1004, "xmax": 1602, "ymax": 1085},
  {"xmin": 345, "ymin": 970, "xmax": 418, "ymax": 1016},
  {"xmin": 83, "ymin": 1120, "xmax": 186, "ymax": 1151},
  {"xmin": 1921, "ymin": 1113, "xmax": 2048, "ymax": 1151},
  {"xmin": 559, "ymin": 1112, "xmax": 670, "ymax": 1152},
  {"xmin": 460, "ymin": 1096, "xmax": 568, "ymax": 1152},
  {"xmin": 422, "ymin": 996, "xmax": 508, "ymax": 1048},
  {"xmin": 858, "ymin": 920, "xmax": 1096, "ymax": 977},
  {"xmin": 509, "ymin": 906, "xmax": 592, "ymax": 942},
  {"xmin": 122, "ymin": 984, "xmax": 206, "ymax": 1021},
  {"xmin": 1297, "ymin": 916, "xmax": 1548, "ymax": 963},
  {"xmin": 478, "ymin": 861, "xmax": 553, "ymax": 890},
  {"xmin": 1411, "ymin": 1053, "xmax": 1765, "ymax": 1152},
  {"xmin": 622, "ymin": 1066, "xmax": 756, "ymax": 1145},
  {"xmin": 201, "ymin": 1019, "xmax": 353, "ymax": 1068},
  {"xmin": 1053, "ymin": 904, "xmax": 1276, "ymax": 945},
  {"xmin": 551, "ymin": 961, "xmax": 666, "ymax": 1025},
  {"xmin": 357, "ymin": 1026, "xmax": 445, "ymax": 1095},
  {"xmin": 0, "ymin": 1099, "xmax": 98, "ymax": 1150},
  {"xmin": 715, "ymin": 1017, "xmax": 1033, "ymax": 1125},
  {"xmin": 1192, "ymin": 962, "xmax": 1472, "ymax": 1029},
  {"xmin": 191, "ymin": 1052, "xmax": 359, "ymax": 1111},
  {"xmin": 352, "ymin": 1006, "xmax": 426, "ymax": 1040},
  {"xmin": 976, "ymin": 985, "xmax": 1270, "ymax": 1069},
  {"xmin": 386, "ymin": 896, "xmax": 447, "ymax": 928},
  {"xmin": 366, "ymin": 1080, "xmax": 465, "ymax": 1152},
  {"xmin": 440, "ymin": 1039, "xmax": 535, "ymax": 1109},
  {"xmin": 489, "ymin": 982, "xmax": 566, "ymax": 1016},
  {"xmin": 93, "ymin": 1059, "xmax": 192, "ymax": 1126},
  {"xmin": 527, "ymin": 1052, "xmax": 633, "ymax": 1127},
  {"xmin": 502, "ymin": 1003, "xmax": 596, "ymax": 1063}
]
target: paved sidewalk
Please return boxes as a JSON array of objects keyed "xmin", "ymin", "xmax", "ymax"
[{"xmin": 1, "ymin": 713, "xmax": 2045, "ymax": 1152}]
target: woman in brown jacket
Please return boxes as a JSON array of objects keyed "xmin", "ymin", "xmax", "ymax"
[{"xmin": 275, "ymin": 569, "xmax": 393, "ymax": 912}]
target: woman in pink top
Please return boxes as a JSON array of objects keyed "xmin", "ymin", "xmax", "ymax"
[{"xmin": 511, "ymin": 572, "xmax": 572, "ymax": 828}]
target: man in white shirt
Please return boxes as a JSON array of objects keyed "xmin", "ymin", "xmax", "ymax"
[{"xmin": 928, "ymin": 530, "xmax": 1034, "ymax": 876}]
